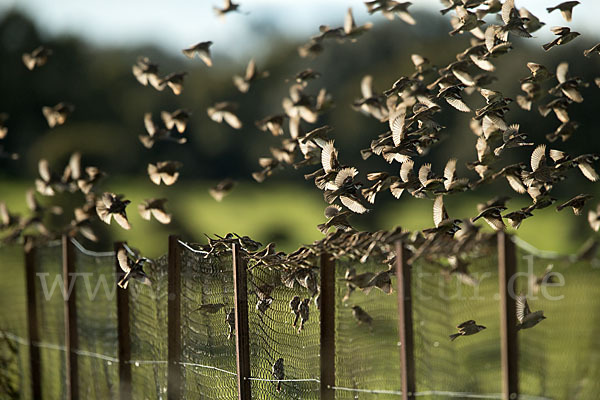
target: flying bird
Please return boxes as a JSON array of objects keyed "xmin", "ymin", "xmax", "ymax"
[
  {"xmin": 42, "ymin": 102, "xmax": 74, "ymax": 128},
  {"xmin": 546, "ymin": 1, "xmax": 580, "ymax": 22},
  {"xmin": 147, "ymin": 161, "xmax": 183, "ymax": 186},
  {"xmin": 96, "ymin": 192, "xmax": 131, "ymax": 230},
  {"xmin": 116, "ymin": 247, "xmax": 152, "ymax": 289},
  {"xmin": 138, "ymin": 198, "xmax": 172, "ymax": 224},
  {"xmin": 516, "ymin": 294, "xmax": 546, "ymax": 331},
  {"xmin": 449, "ymin": 320, "xmax": 486, "ymax": 341},
  {"xmin": 207, "ymin": 102, "xmax": 242, "ymax": 129},
  {"xmin": 233, "ymin": 59, "xmax": 269, "ymax": 93},
  {"xmin": 22, "ymin": 46, "xmax": 52, "ymax": 70},
  {"xmin": 182, "ymin": 41, "xmax": 213, "ymax": 67}
]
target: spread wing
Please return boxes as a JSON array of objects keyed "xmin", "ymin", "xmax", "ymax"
[{"xmin": 516, "ymin": 294, "xmax": 531, "ymax": 323}]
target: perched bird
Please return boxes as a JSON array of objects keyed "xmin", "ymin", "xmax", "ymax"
[
  {"xmin": 226, "ymin": 308, "xmax": 236, "ymax": 339},
  {"xmin": 116, "ymin": 247, "xmax": 152, "ymax": 289},
  {"xmin": 209, "ymin": 179, "xmax": 237, "ymax": 202},
  {"xmin": 147, "ymin": 161, "xmax": 182, "ymax": 186},
  {"xmin": 22, "ymin": 46, "xmax": 52, "ymax": 70},
  {"xmin": 546, "ymin": 1, "xmax": 580, "ymax": 22},
  {"xmin": 233, "ymin": 59, "xmax": 269, "ymax": 93},
  {"xmin": 297, "ymin": 298, "xmax": 310, "ymax": 333},
  {"xmin": 207, "ymin": 102, "xmax": 242, "ymax": 129},
  {"xmin": 556, "ymin": 194, "xmax": 593, "ymax": 215},
  {"xmin": 289, "ymin": 295, "xmax": 301, "ymax": 327},
  {"xmin": 182, "ymin": 41, "xmax": 213, "ymax": 66},
  {"xmin": 96, "ymin": 192, "xmax": 131, "ymax": 229},
  {"xmin": 449, "ymin": 320, "xmax": 486, "ymax": 341},
  {"xmin": 543, "ymin": 27, "xmax": 580, "ymax": 51},
  {"xmin": 138, "ymin": 198, "xmax": 172, "ymax": 224},
  {"xmin": 516, "ymin": 295, "xmax": 546, "ymax": 331},
  {"xmin": 352, "ymin": 305, "xmax": 373, "ymax": 327},
  {"xmin": 42, "ymin": 102, "xmax": 74, "ymax": 128},
  {"xmin": 195, "ymin": 303, "xmax": 226, "ymax": 314},
  {"xmin": 272, "ymin": 358, "xmax": 284, "ymax": 392}
]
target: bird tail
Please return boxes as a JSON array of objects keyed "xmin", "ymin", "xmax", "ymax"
[
  {"xmin": 317, "ymin": 223, "xmax": 329, "ymax": 235},
  {"xmin": 546, "ymin": 7, "xmax": 556, "ymax": 12},
  {"xmin": 449, "ymin": 333, "xmax": 461, "ymax": 341},
  {"xmin": 542, "ymin": 41, "xmax": 555, "ymax": 52},
  {"xmin": 324, "ymin": 190, "xmax": 338, "ymax": 204}
]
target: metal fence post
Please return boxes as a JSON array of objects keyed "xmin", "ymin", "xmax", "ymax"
[
  {"xmin": 232, "ymin": 243, "xmax": 251, "ymax": 400},
  {"xmin": 395, "ymin": 241, "xmax": 415, "ymax": 400},
  {"xmin": 114, "ymin": 242, "xmax": 132, "ymax": 400},
  {"xmin": 24, "ymin": 236, "xmax": 42, "ymax": 399},
  {"xmin": 498, "ymin": 231, "xmax": 519, "ymax": 400},
  {"xmin": 320, "ymin": 252, "xmax": 335, "ymax": 400},
  {"xmin": 62, "ymin": 235, "xmax": 79, "ymax": 400},
  {"xmin": 168, "ymin": 235, "xmax": 182, "ymax": 400}
]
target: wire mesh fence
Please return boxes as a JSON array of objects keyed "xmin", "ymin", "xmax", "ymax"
[{"xmin": 0, "ymin": 234, "xmax": 600, "ymax": 400}]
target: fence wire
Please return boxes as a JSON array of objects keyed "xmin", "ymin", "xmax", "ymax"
[{"xmin": 0, "ymin": 236, "xmax": 599, "ymax": 400}]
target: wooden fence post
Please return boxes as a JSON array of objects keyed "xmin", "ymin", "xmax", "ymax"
[
  {"xmin": 24, "ymin": 236, "xmax": 42, "ymax": 399},
  {"xmin": 320, "ymin": 252, "xmax": 335, "ymax": 400},
  {"xmin": 498, "ymin": 231, "xmax": 519, "ymax": 400},
  {"xmin": 62, "ymin": 235, "xmax": 79, "ymax": 400},
  {"xmin": 232, "ymin": 243, "xmax": 251, "ymax": 400},
  {"xmin": 167, "ymin": 235, "xmax": 182, "ymax": 400},
  {"xmin": 114, "ymin": 242, "xmax": 132, "ymax": 400},
  {"xmin": 395, "ymin": 241, "xmax": 415, "ymax": 400}
]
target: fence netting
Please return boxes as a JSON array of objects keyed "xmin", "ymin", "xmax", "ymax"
[
  {"xmin": 246, "ymin": 260, "xmax": 321, "ymax": 399},
  {"xmin": 515, "ymin": 246, "xmax": 600, "ymax": 400},
  {"xmin": 73, "ymin": 249, "xmax": 118, "ymax": 399},
  {"xmin": 2, "ymin": 234, "xmax": 600, "ymax": 400},
  {"xmin": 334, "ymin": 257, "xmax": 402, "ymax": 398},
  {"xmin": 35, "ymin": 242, "xmax": 67, "ymax": 400},
  {"xmin": 180, "ymin": 245, "xmax": 238, "ymax": 399},
  {"xmin": 0, "ymin": 243, "xmax": 29, "ymax": 399},
  {"xmin": 128, "ymin": 253, "xmax": 169, "ymax": 399}
]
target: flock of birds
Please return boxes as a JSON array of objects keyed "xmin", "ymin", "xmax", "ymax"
[{"xmin": 1, "ymin": 0, "xmax": 600, "ymax": 390}]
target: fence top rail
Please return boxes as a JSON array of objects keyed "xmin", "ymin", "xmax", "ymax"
[
  {"xmin": 70, "ymin": 237, "xmax": 115, "ymax": 257},
  {"xmin": 177, "ymin": 239, "xmax": 211, "ymax": 255}
]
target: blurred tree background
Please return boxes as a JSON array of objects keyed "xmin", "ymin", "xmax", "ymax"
[{"xmin": 1, "ymin": 8, "xmax": 599, "ymax": 256}]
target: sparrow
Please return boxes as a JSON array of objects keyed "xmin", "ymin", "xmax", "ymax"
[
  {"xmin": 516, "ymin": 294, "xmax": 546, "ymax": 331},
  {"xmin": 584, "ymin": 43, "xmax": 600, "ymax": 58},
  {"xmin": 556, "ymin": 194, "xmax": 593, "ymax": 215},
  {"xmin": 116, "ymin": 247, "xmax": 152, "ymax": 289},
  {"xmin": 546, "ymin": 1, "xmax": 580, "ymax": 22},
  {"xmin": 352, "ymin": 305, "xmax": 373, "ymax": 327},
  {"xmin": 195, "ymin": 303, "xmax": 225, "ymax": 314},
  {"xmin": 255, "ymin": 114, "xmax": 285, "ymax": 136},
  {"xmin": 449, "ymin": 320, "xmax": 486, "ymax": 341},
  {"xmin": 209, "ymin": 179, "xmax": 237, "ymax": 202},
  {"xmin": 233, "ymin": 59, "xmax": 269, "ymax": 93},
  {"xmin": 161, "ymin": 109, "xmax": 191, "ymax": 134},
  {"xmin": 472, "ymin": 206, "xmax": 506, "ymax": 231},
  {"xmin": 139, "ymin": 113, "xmax": 187, "ymax": 148},
  {"xmin": 132, "ymin": 56, "xmax": 162, "ymax": 90},
  {"xmin": 147, "ymin": 161, "xmax": 182, "ymax": 186},
  {"xmin": 344, "ymin": 7, "xmax": 373, "ymax": 40},
  {"xmin": 226, "ymin": 308, "xmax": 236, "ymax": 339},
  {"xmin": 159, "ymin": 72, "xmax": 188, "ymax": 95},
  {"xmin": 42, "ymin": 102, "xmax": 74, "ymax": 128},
  {"xmin": 96, "ymin": 192, "xmax": 131, "ymax": 229},
  {"xmin": 543, "ymin": 27, "xmax": 580, "ymax": 51},
  {"xmin": 297, "ymin": 298, "xmax": 310, "ymax": 333},
  {"xmin": 214, "ymin": 0, "xmax": 242, "ymax": 19},
  {"xmin": 289, "ymin": 296, "xmax": 301, "ymax": 327},
  {"xmin": 182, "ymin": 41, "xmax": 213, "ymax": 67},
  {"xmin": 589, "ymin": 204, "xmax": 600, "ymax": 232},
  {"xmin": 22, "ymin": 46, "xmax": 52, "ymax": 70},
  {"xmin": 529, "ymin": 264, "xmax": 557, "ymax": 295},
  {"xmin": 138, "ymin": 198, "xmax": 172, "ymax": 224},
  {"xmin": 207, "ymin": 102, "xmax": 242, "ymax": 129},
  {"xmin": 272, "ymin": 358, "xmax": 284, "ymax": 392}
]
